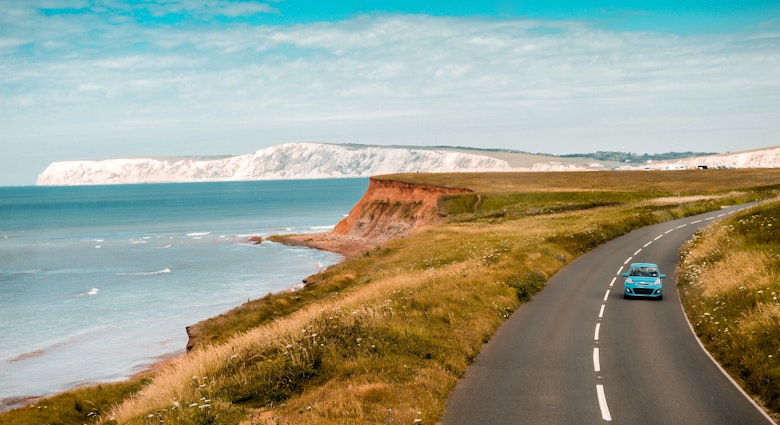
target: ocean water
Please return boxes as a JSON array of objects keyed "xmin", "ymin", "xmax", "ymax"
[{"xmin": 0, "ymin": 178, "xmax": 368, "ymax": 409}]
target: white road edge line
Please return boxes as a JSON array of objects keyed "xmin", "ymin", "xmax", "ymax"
[
  {"xmin": 594, "ymin": 323, "xmax": 601, "ymax": 341},
  {"xmin": 676, "ymin": 284, "xmax": 777, "ymax": 425},
  {"xmin": 593, "ymin": 347, "xmax": 601, "ymax": 372},
  {"xmin": 597, "ymin": 384, "xmax": 612, "ymax": 421}
]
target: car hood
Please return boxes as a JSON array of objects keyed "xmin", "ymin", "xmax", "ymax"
[{"xmin": 627, "ymin": 276, "xmax": 662, "ymax": 284}]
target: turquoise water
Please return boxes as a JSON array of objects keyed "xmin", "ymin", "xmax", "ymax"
[{"xmin": 0, "ymin": 179, "xmax": 368, "ymax": 409}]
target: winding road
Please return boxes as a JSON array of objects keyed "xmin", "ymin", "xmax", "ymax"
[{"xmin": 442, "ymin": 203, "xmax": 775, "ymax": 425}]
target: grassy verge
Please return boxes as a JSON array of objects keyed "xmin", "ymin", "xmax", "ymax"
[
  {"xmin": 0, "ymin": 379, "xmax": 151, "ymax": 425},
  {"xmin": 679, "ymin": 199, "xmax": 780, "ymax": 423},
  {"xmin": 2, "ymin": 170, "xmax": 778, "ymax": 424}
]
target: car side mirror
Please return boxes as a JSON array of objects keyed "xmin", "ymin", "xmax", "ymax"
[
  {"xmin": 621, "ymin": 272, "xmax": 628, "ymax": 277},
  {"xmin": 660, "ymin": 274, "xmax": 666, "ymax": 279}
]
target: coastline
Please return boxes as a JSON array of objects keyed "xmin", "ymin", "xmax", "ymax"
[
  {"xmin": 1, "ymin": 232, "xmax": 370, "ymax": 415},
  {"xmin": 271, "ymin": 231, "xmax": 376, "ymax": 259}
]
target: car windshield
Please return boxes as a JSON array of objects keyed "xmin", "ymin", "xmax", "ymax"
[{"xmin": 629, "ymin": 266, "xmax": 659, "ymax": 277}]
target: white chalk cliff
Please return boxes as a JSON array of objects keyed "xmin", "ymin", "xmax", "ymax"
[
  {"xmin": 36, "ymin": 143, "xmax": 513, "ymax": 186},
  {"xmin": 650, "ymin": 146, "xmax": 780, "ymax": 170}
]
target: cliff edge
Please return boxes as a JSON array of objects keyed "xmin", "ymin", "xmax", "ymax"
[
  {"xmin": 273, "ymin": 177, "xmax": 472, "ymax": 258},
  {"xmin": 332, "ymin": 177, "xmax": 472, "ymax": 243}
]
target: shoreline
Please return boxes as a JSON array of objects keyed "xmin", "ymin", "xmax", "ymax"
[
  {"xmin": 271, "ymin": 231, "xmax": 376, "ymax": 259},
  {"xmin": 13, "ymin": 232, "xmax": 371, "ymax": 413},
  {"xmin": 1, "ymin": 232, "xmax": 372, "ymax": 415}
]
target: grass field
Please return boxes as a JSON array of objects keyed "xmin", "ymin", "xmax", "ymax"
[{"xmin": 2, "ymin": 169, "xmax": 778, "ymax": 425}]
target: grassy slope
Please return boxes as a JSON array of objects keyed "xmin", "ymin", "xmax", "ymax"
[
  {"xmin": 2, "ymin": 169, "xmax": 779, "ymax": 425},
  {"xmin": 679, "ymin": 200, "xmax": 780, "ymax": 423}
]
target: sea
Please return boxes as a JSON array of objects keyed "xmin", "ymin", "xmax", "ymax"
[{"xmin": 0, "ymin": 178, "xmax": 369, "ymax": 410}]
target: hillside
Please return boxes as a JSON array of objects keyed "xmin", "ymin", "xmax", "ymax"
[{"xmin": 35, "ymin": 144, "xmax": 780, "ymax": 186}]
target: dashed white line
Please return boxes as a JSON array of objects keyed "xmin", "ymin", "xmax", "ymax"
[
  {"xmin": 633, "ymin": 248, "xmax": 642, "ymax": 256},
  {"xmin": 599, "ymin": 304, "xmax": 605, "ymax": 318},
  {"xmin": 597, "ymin": 385, "xmax": 612, "ymax": 421},
  {"xmin": 616, "ymin": 266, "xmax": 624, "ymax": 276},
  {"xmin": 665, "ymin": 229, "xmax": 674, "ymax": 234},
  {"xmin": 593, "ymin": 347, "xmax": 601, "ymax": 372},
  {"xmin": 691, "ymin": 219, "xmax": 702, "ymax": 224},
  {"xmin": 643, "ymin": 241, "xmax": 653, "ymax": 248},
  {"xmin": 603, "ymin": 289, "xmax": 610, "ymax": 301},
  {"xmin": 609, "ymin": 277, "xmax": 616, "ymax": 288},
  {"xmin": 654, "ymin": 235, "xmax": 663, "ymax": 241},
  {"xmin": 676, "ymin": 224, "xmax": 687, "ymax": 229},
  {"xmin": 623, "ymin": 256, "xmax": 632, "ymax": 264},
  {"xmin": 594, "ymin": 323, "xmax": 601, "ymax": 341}
]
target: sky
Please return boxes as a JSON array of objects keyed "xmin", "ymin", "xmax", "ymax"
[{"xmin": 1, "ymin": 1, "xmax": 779, "ymax": 185}]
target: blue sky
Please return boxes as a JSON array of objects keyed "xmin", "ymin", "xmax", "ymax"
[{"xmin": 1, "ymin": 1, "xmax": 779, "ymax": 185}]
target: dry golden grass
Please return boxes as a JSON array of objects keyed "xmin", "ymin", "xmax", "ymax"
[{"xmin": 381, "ymin": 169, "xmax": 780, "ymax": 193}]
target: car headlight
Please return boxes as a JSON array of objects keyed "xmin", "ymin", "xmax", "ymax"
[
  {"xmin": 625, "ymin": 278, "xmax": 634, "ymax": 284},
  {"xmin": 654, "ymin": 278, "xmax": 661, "ymax": 285}
]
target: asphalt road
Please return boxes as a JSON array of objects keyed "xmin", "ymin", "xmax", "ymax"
[{"xmin": 442, "ymin": 203, "xmax": 775, "ymax": 425}]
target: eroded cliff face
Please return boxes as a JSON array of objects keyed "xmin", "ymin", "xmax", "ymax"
[{"xmin": 332, "ymin": 177, "xmax": 472, "ymax": 243}]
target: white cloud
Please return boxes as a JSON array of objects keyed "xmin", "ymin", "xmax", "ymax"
[{"xmin": 1, "ymin": 10, "xmax": 779, "ymax": 184}]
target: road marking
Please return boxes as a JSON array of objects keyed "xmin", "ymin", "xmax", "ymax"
[
  {"xmin": 599, "ymin": 304, "xmax": 605, "ymax": 318},
  {"xmin": 705, "ymin": 216, "xmax": 715, "ymax": 221},
  {"xmin": 654, "ymin": 234, "xmax": 663, "ymax": 240},
  {"xmin": 643, "ymin": 241, "xmax": 652, "ymax": 247},
  {"xmin": 596, "ymin": 385, "xmax": 612, "ymax": 421},
  {"xmin": 676, "ymin": 224, "xmax": 687, "ymax": 229},
  {"xmin": 609, "ymin": 277, "xmax": 616, "ymax": 288},
  {"xmin": 603, "ymin": 289, "xmax": 610, "ymax": 301},
  {"xmin": 633, "ymin": 248, "xmax": 642, "ymax": 255},
  {"xmin": 616, "ymin": 266, "xmax": 624, "ymax": 276},
  {"xmin": 717, "ymin": 213, "xmax": 726, "ymax": 217},
  {"xmin": 665, "ymin": 229, "xmax": 674, "ymax": 234},
  {"xmin": 623, "ymin": 256, "xmax": 632, "ymax": 264},
  {"xmin": 593, "ymin": 347, "xmax": 601, "ymax": 372},
  {"xmin": 594, "ymin": 323, "xmax": 601, "ymax": 341},
  {"xmin": 691, "ymin": 219, "xmax": 702, "ymax": 224}
]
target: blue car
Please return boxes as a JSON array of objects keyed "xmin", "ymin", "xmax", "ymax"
[{"xmin": 622, "ymin": 263, "xmax": 665, "ymax": 300}]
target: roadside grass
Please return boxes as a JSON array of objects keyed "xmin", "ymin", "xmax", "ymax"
[
  {"xmin": 679, "ymin": 200, "xmax": 780, "ymax": 422},
  {"xmin": 2, "ymin": 170, "xmax": 779, "ymax": 424}
]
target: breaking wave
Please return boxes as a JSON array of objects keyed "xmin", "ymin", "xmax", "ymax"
[
  {"xmin": 117, "ymin": 268, "xmax": 172, "ymax": 276},
  {"xmin": 79, "ymin": 287, "xmax": 99, "ymax": 296}
]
